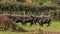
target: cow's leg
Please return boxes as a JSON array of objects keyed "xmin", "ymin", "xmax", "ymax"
[
  {"xmin": 47, "ymin": 19, "xmax": 51, "ymax": 27},
  {"xmin": 39, "ymin": 22, "xmax": 43, "ymax": 27},
  {"xmin": 40, "ymin": 23, "xmax": 43, "ymax": 27},
  {"xmin": 22, "ymin": 22, "xmax": 26, "ymax": 26},
  {"xmin": 30, "ymin": 21, "xmax": 33, "ymax": 27},
  {"xmin": 35, "ymin": 21, "xmax": 37, "ymax": 25},
  {"xmin": 33, "ymin": 21, "xmax": 36, "ymax": 25},
  {"xmin": 30, "ymin": 23, "xmax": 32, "ymax": 26},
  {"xmin": 47, "ymin": 22, "xmax": 50, "ymax": 27}
]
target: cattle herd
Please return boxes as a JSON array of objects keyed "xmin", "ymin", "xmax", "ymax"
[
  {"xmin": 0, "ymin": 15, "xmax": 51, "ymax": 31},
  {"xmin": 6, "ymin": 15, "xmax": 51, "ymax": 27}
]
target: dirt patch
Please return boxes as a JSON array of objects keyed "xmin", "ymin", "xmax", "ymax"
[{"xmin": 44, "ymin": 30, "xmax": 60, "ymax": 34}]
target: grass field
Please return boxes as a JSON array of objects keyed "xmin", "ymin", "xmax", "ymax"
[
  {"xmin": 43, "ymin": 21, "xmax": 60, "ymax": 32},
  {"xmin": 0, "ymin": 21, "xmax": 60, "ymax": 34}
]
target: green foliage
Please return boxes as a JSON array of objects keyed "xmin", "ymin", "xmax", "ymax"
[
  {"xmin": 32, "ymin": 0, "xmax": 53, "ymax": 5},
  {"xmin": 17, "ymin": 0, "xmax": 25, "ymax": 2},
  {"xmin": 0, "ymin": 0, "xmax": 59, "ymax": 21},
  {"xmin": 50, "ymin": 11, "xmax": 60, "ymax": 21}
]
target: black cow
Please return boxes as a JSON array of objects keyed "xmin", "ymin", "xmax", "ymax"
[
  {"xmin": 37, "ymin": 17, "xmax": 51, "ymax": 27},
  {"xmin": 19, "ymin": 17, "xmax": 29, "ymax": 25},
  {"xmin": 32, "ymin": 17, "xmax": 37, "ymax": 25},
  {"xmin": 21, "ymin": 16, "xmax": 34, "ymax": 26},
  {"xmin": 14, "ymin": 16, "xmax": 40, "ymax": 26},
  {"xmin": 16, "ymin": 16, "xmax": 36, "ymax": 26},
  {"xmin": 15, "ymin": 17, "xmax": 23, "ymax": 23}
]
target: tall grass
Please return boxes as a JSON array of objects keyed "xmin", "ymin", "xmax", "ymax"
[
  {"xmin": 16, "ymin": 21, "xmax": 60, "ymax": 32},
  {"xmin": 0, "ymin": 21, "xmax": 60, "ymax": 34}
]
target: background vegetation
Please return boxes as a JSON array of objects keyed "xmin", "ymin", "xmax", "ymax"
[{"xmin": 0, "ymin": 0, "xmax": 60, "ymax": 21}]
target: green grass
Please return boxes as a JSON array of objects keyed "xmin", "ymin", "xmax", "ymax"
[
  {"xmin": 43, "ymin": 21, "xmax": 60, "ymax": 32},
  {"xmin": 16, "ymin": 22, "xmax": 41, "ymax": 31},
  {"xmin": 16, "ymin": 21, "xmax": 60, "ymax": 32},
  {"xmin": 0, "ymin": 31, "xmax": 32, "ymax": 34},
  {"xmin": 0, "ymin": 21, "xmax": 60, "ymax": 34}
]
